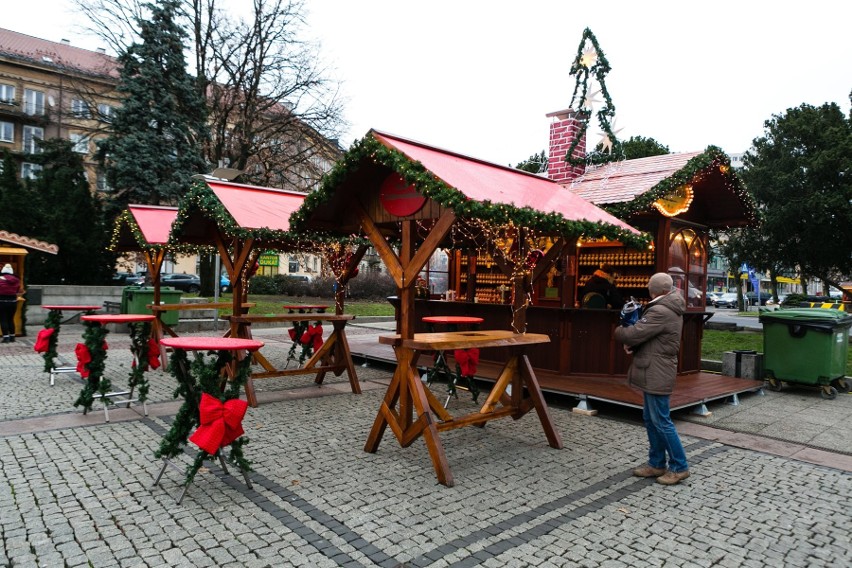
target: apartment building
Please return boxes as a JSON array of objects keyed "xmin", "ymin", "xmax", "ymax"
[{"xmin": 0, "ymin": 28, "xmax": 118, "ymax": 190}]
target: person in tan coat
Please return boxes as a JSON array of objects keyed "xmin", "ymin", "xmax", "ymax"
[{"xmin": 614, "ymin": 272, "xmax": 690, "ymax": 485}]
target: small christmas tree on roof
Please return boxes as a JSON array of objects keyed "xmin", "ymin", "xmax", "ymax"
[{"xmin": 564, "ymin": 28, "xmax": 624, "ymax": 167}]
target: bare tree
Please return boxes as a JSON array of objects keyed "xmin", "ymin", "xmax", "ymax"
[{"xmin": 77, "ymin": 0, "xmax": 346, "ymax": 189}]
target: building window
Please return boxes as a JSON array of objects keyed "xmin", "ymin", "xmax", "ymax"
[
  {"xmin": 22, "ymin": 126, "xmax": 44, "ymax": 153},
  {"xmin": 71, "ymin": 99, "xmax": 90, "ymax": 118},
  {"xmin": 97, "ymin": 103, "xmax": 113, "ymax": 122},
  {"xmin": 23, "ymin": 89, "xmax": 45, "ymax": 115},
  {"xmin": 0, "ymin": 121, "xmax": 12, "ymax": 143},
  {"xmin": 288, "ymin": 256, "xmax": 299, "ymax": 273},
  {"xmin": 96, "ymin": 170, "xmax": 111, "ymax": 192},
  {"xmin": 0, "ymin": 84, "xmax": 14, "ymax": 105},
  {"xmin": 21, "ymin": 162, "xmax": 42, "ymax": 180},
  {"xmin": 70, "ymin": 133, "xmax": 89, "ymax": 154}
]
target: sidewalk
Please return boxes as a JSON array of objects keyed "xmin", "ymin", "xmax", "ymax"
[{"xmin": 0, "ymin": 322, "xmax": 849, "ymax": 567}]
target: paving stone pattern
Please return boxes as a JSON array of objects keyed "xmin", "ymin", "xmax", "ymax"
[{"xmin": 0, "ymin": 324, "xmax": 850, "ymax": 567}]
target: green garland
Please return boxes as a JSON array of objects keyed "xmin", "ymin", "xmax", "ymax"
[
  {"xmin": 601, "ymin": 146, "xmax": 758, "ymax": 224},
  {"xmin": 564, "ymin": 28, "xmax": 624, "ymax": 167},
  {"xmin": 289, "ymin": 134, "xmax": 650, "ymax": 249},
  {"xmin": 109, "ymin": 208, "xmax": 208, "ymax": 255},
  {"xmin": 155, "ymin": 349, "xmax": 252, "ymax": 484},
  {"xmin": 73, "ymin": 321, "xmax": 111, "ymax": 414},
  {"xmin": 127, "ymin": 322, "xmax": 152, "ymax": 403},
  {"xmin": 169, "ymin": 181, "xmax": 365, "ymax": 252},
  {"xmin": 41, "ymin": 309, "xmax": 62, "ymax": 373}
]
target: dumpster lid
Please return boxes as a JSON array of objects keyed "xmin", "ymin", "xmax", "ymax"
[{"xmin": 759, "ymin": 307, "xmax": 852, "ymax": 330}]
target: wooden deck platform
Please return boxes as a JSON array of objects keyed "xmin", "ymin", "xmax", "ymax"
[{"xmin": 347, "ymin": 334, "xmax": 764, "ymax": 412}]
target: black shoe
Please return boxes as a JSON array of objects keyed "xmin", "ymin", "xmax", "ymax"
[
  {"xmin": 1, "ymin": 337, "xmax": 9, "ymax": 343},
  {"xmin": 8, "ymin": 336, "xmax": 14, "ymax": 342}
]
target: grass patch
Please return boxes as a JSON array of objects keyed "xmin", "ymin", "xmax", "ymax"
[
  {"xmin": 205, "ymin": 294, "xmax": 395, "ymax": 317},
  {"xmin": 703, "ymin": 329, "xmax": 852, "ymax": 374}
]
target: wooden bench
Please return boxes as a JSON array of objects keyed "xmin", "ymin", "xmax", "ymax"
[{"xmin": 227, "ymin": 313, "xmax": 361, "ymax": 406}]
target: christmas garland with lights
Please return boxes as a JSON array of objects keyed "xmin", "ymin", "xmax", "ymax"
[
  {"xmin": 601, "ymin": 146, "xmax": 757, "ymax": 224},
  {"xmin": 73, "ymin": 321, "xmax": 111, "ymax": 414},
  {"xmin": 169, "ymin": 181, "xmax": 367, "ymax": 253},
  {"xmin": 109, "ymin": 208, "xmax": 208, "ymax": 254},
  {"xmin": 155, "ymin": 348, "xmax": 252, "ymax": 484},
  {"xmin": 290, "ymin": 134, "xmax": 649, "ymax": 249}
]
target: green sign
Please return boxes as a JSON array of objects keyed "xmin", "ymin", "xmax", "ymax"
[{"xmin": 258, "ymin": 254, "xmax": 279, "ymax": 267}]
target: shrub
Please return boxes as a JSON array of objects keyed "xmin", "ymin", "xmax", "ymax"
[
  {"xmin": 248, "ymin": 274, "xmax": 312, "ymax": 296},
  {"xmin": 346, "ymin": 272, "xmax": 397, "ymax": 301}
]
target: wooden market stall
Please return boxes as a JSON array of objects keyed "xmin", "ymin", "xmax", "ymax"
[
  {"xmin": 372, "ymin": 147, "xmax": 762, "ymax": 412},
  {"xmin": 167, "ymin": 179, "xmax": 365, "ymax": 406},
  {"xmin": 0, "ymin": 229, "xmax": 59, "ymax": 335},
  {"xmin": 289, "ymin": 129, "xmax": 646, "ymax": 486},
  {"xmin": 110, "ymin": 205, "xmax": 252, "ymax": 367}
]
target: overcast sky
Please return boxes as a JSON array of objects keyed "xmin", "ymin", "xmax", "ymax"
[{"xmin": 5, "ymin": 1, "xmax": 851, "ymax": 166}]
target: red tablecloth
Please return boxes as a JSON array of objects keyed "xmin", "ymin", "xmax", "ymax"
[
  {"xmin": 160, "ymin": 337, "xmax": 264, "ymax": 352},
  {"xmin": 422, "ymin": 316, "xmax": 484, "ymax": 325},
  {"xmin": 81, "ymin": 314, "xmax": 156, "ymax": 324}
]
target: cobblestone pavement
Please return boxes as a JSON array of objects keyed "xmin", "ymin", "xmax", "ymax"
[{"xmin": 0, "ymin": 323, "xmax": 850, "ymax": 567}]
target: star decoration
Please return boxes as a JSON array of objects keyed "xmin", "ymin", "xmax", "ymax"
[
  {"xmin": 598, "ymin": 118, "xmax": 624, "ymax": 154},
  {"xmin": 583, "ymin": 88, "xmax": 601, "ymax": 110},
  {"xmin": 579, "ymin": 45, "xmax": 598, "ymax": 68}
]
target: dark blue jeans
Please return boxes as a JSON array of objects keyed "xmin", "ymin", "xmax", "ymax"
[{"xmin": 642, "ymin": 392, "xmax": 688, "ymax": 473}]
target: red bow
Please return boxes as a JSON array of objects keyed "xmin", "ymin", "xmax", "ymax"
[
  {"xmin": 34, "ymin": 327, "xmax": 55, "ymax": 353},
  {"xmin": 189, "ymin": 393, "xmax": 248, "ymax": 455},
  {"xmin": 75, "ymin": 343, "xmax": 92, "ymax": 378},
  {"xmin": 299, "ymin": 324, "xmax": 324, "ymax": 350},
  {"xmin": 147, "ymin": 338, "xmax": 161, "ymax": 370},
  {"xmin": 453, "ymin": 348, "xmax": 480, "ymax": 376}
]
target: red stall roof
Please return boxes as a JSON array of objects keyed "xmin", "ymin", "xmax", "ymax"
[
  {"xmin": 372, "ymin": 131, "xmax": 640, "ymax": 234},
  {"xmin": 205, "ymin": 180, "xmax": 307, "ymax": 233},
  {"xmin": 127, "ymin": 205, "xmax": 178, "ymax": 245}
]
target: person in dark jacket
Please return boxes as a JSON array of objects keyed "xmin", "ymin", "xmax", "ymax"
[
  {"xmin": 614, "ymin": 272, "xmax": 689, "ymax": 485},
  {"xmin": 581, "ymin": 263, "xmax": 623, "ymax": 308},
  {"xmin": 0, "ymin": 264, "xmax": 21, "ymax": 343}
]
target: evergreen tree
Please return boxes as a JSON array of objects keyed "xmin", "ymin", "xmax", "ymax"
[
  {"xmin": 620, "ymin": 136, "xmax": 670, "ymax": 160},
  {"xmin": 98, "ymin": 0, "xmax": 209, "ymax": 218},
  {"xmin": 29, "ymin": 139, "xmax": 115, "ymax": 285},
  {"xmin": 514, "ymin": 151, "xmax": 548, "ymax": 174},
  {"xmin": 0, "ymin": 151, "xmax": 45, "ymax": 238},
  {"xmin": 741, "ymin": 102, "xmax": 852, "ymax": 289}
]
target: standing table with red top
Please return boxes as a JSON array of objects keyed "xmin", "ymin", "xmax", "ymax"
[
  {"xmin": 78, "ymin": 314, "xmax": 157, "ymax": 421},
  {"xmin": 152, "ymin": 336, "xmax": 264, "ymax": 504},
  {"xmin": 37, "ymin": 305, "xmax": 102, "ymax": 385},
  {"xmin": 422, "ymin": 315, "xmax": 484, "ymax": 407}
]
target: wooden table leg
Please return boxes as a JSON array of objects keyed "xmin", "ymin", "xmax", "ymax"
[{"xmin": 364, "ymin": 347, "xmax": 454, "ymax": 486}]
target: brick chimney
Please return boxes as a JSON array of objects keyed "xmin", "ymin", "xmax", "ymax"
[{"xmin": 546, "ymin": 109, "xmax": 587, "ymax": 184}]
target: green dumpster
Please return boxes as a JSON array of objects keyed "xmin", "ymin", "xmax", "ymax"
[
  {"xmin": 122, "ymin": 286, "xmax": 183, "ymax": 325},
  {"xmin": 758, "ymin": 308, "xmax": 852, "ymax": 399}
]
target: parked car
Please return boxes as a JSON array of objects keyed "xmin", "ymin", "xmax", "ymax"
[
  {"xmin": 160, "ymin": 273, "xmax": 201, "ymax": 293},
  {"xmin": 706, "ymin": 292, "xmax": 723, "ymax": 306},
  {"xmin": 745, "ymin": 291, "xmax": 771, "ymax": 306},
  {"xmin": 220, "ymin": 274, "xmax": 230, "ymax": 293},
  {"xmin": 713, "ymin": 293, "xmax": 739, "ymax": 309},
  {"xmin": 112, "ymin": 272, "xmax": 145, "ymax": 286}
]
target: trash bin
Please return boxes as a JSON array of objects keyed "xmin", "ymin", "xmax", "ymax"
[
  {"xmin": 759, "ymin": 308, "xmax": 852, "ymax": 399},
  {"xmin": 122, "ymin": 286, "xmax": 183, "ymax": 326}
]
